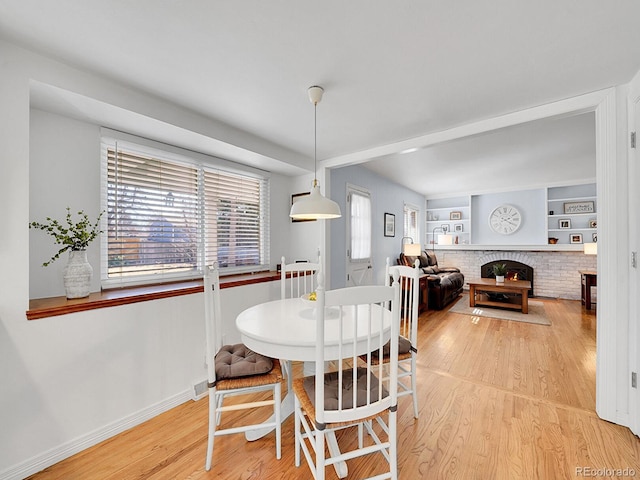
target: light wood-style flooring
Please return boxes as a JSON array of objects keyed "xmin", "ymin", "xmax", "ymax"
[{"xmin": 28, "ymin": 297, "xmax": 640, "ymax": 479}]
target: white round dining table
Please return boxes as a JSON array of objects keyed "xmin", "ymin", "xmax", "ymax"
[{"xmin": 236, "ymin": 296, "xmax": 392, "ymax": 362}]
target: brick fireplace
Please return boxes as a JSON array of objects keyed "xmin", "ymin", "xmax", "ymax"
[
  {"xmin": 481, "ymin": 259, "xmax": 534, "ymax": 296},
  {"xmin": 433, "ymin": 249, "xmax": 596, "ymax": 301}
]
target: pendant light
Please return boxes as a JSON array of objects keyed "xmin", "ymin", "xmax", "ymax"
[{"xmin": 289, "ymin": 86, "xmax": 342, "ymax": 220}]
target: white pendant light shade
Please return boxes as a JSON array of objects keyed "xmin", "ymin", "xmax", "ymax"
[
  {"xmin": 289, "ymin": 85, "xmax": 342, "ymax": 220},
  {"xmin": 290, "ymin": 181, "xmax": 341, "ymax": 220}
]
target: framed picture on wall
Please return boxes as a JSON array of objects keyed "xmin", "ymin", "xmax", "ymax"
[
  {"xmin": 570, "ymin": 233, "xmax": 583, "ymax": 244},
  {"xmin": 291, "ymin": 192, "xmax": 315, "ymax": 222},
  {"xmin": 384, "ymin": 213, "xmax": 395, "ymax": 237},
  {"xmin": 564, "ymin": 201, "xmax": 594, "ymax": 214},
  {"xmin": 559, "ymin": 219, "xmax": 571, "ymax": 229}
]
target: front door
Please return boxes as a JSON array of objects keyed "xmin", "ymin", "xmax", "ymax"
[{"xmin": 346, "ymin": 184, "xmax": 373, "ymax": 286}]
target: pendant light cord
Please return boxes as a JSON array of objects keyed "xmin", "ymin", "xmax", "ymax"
[{"xmin": 313, "ymin": 100, "xmax": 318, "ymax": 187}]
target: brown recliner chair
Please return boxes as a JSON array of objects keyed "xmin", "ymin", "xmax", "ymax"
[{"xmin": 399, "ymin": 251, "xmax": 464, "ymax": 310}]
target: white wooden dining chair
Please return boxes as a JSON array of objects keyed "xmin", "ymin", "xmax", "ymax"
[
  {"xmin": 280, "ymin": 255, "xmax": 321, "ymax": 382},
  {"xmin": 203, "ymin": 263, "xmax": 282, "ymax": 472},
  {"xmin": 385, "ymin": 257, "xmax": 420, "ymax": 418},
  {"xmin": 280, "ymin": 255, "xmax": 321, "ymax": 300},
  {"xmin": 293, "ymin": 271, "xmax": 401, "ymax": 480}
]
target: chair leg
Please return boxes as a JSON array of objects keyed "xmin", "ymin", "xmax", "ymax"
[
  {"xmin": 316, "ymin": 429, "xmax": 326, "ymax": 480},
  {"xmin": 389, "ymin": 409, "xmax": 398, "ymax": 480},
  {"xmin": 205, "ymin": 387, "xmax": 217, "ymax": 471},
  {"xmin": 294, "ymin": 396, "xmax": 301, "ymax": 467},
  {"xmin": 275, "ymin": 382, "xmax": 282, "ymax": 459},
  {"xmin": 411, "ymin": 355, "xmax": 419, "ymax": 418}
]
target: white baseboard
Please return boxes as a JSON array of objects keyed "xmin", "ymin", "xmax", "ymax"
[{"xmin": 0, "ymin": 389, "xmax": 193, "ymax": 480}]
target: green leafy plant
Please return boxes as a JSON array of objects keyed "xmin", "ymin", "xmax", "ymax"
[
  {"xmin": 29, "ymin": 208, "xmax": 104, "ymax": 266},
  {"xmin": 492, "ymin": 263, "xmax": 508, "ymax": 277}
]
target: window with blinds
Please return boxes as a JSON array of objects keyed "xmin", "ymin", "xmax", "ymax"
[{"xmin": 103, "ymin": 140, "xmax": 269, "ymax": 286}]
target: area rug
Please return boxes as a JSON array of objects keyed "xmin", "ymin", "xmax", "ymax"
[{"xmin": 447, "ymin": 294, "xmax": 551, "ymax": 326}]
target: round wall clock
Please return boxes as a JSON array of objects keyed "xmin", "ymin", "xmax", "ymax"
[{"xmin": 489, "ymin": 204, "xmax": 522, "ymax": 235}]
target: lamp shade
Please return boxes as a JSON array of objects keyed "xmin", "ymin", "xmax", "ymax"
[
  {"xmin": 403, "ymin": 243, "xmax": 422, "ymax": 256},
  {"xmin": 289, "ymin": 184, "xmax": 341, "ymax": 220},
  {"xmin": 437, "ymin": 234, "xmax": 453, "ymax": 245},
  {"xmin": 584, "ymin": 242, "xmax": 597, "ymax": 255}
]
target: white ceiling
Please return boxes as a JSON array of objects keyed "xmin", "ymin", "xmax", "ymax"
[{"xmin": 1, "ymin": 1, "xmax": 639, "ymax": 194}]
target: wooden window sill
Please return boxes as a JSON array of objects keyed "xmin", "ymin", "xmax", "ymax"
[{"xmin": 26, "ymin": 271, "xmax": 281, "ymax": 320}]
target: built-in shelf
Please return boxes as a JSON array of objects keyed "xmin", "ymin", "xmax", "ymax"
[
  {"xmin": 547, "ymin": 183, "xmax": 597, "ymax": 244},
  {"xmin": 425, "ymin": 183, "xmax": 598, "ymax": 248},
  {"xmin": 426, "ymin": 195, "xmax": 470, "ymax": 244}
]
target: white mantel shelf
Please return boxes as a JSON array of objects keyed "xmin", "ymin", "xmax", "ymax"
[{"xmin": 429, "ymin": 244, "xmax": 586, "ymax": 252}]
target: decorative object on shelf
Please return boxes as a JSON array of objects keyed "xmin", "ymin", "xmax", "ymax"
[
  {"xmin": 289, "ymin": 85, "xmax": 341, "ymax": 220},
  {"xmin": 401, "ymin": 236, "xmax": 421, "ymax": 256},
  {"xmin": 548, "ymin": 237, "xmax": 558, "ymax": 244},
  {"xmin": 589, "ymin": 219, "xmax": 597, "ymax": 228},
  {"xmin": 453, "ymin": 223, "xmax": 463, "ymax": 232},
  {"xmin": 592, "ymin": 233, "xmax": 598, "ymax": 242},
  {"xmin": 492, "ymin": 263, "xmax": 507, "ymax": 283},
  {"xmin": 584, "ymin": 242, "xmax": 598, "ymax": 255},
  {"xmin": 291, "ymin": 192, "xmax": 315, "ymax": 222},
  {"xmin": 559, "ymin": 219, "xmax": 571, "ymax": 229},
  {"xmin": 549, "ymin": 210, "xmax": 554, "ymax": 215},
  {"xmin": 489, "ymin": 204, "xmax": 522, "ymax": 235},
  {"xmin": 441, "ymin": 224, "xmax": 450, "ymax": 233},
  {"xmin": 384, "ymin": 213, "xmax": 395, "ymax": 237},
  {"xmin": 563, "ymin": 201, "xmax": 594, "ymax": 214},
  {"xmin": 570, "ymin": 233, "xmax": 583, "ymax": 244},
  {"xmin": 29, "ymin": 207, "xmax": 104, "ymax": 299},
  {"xmin": 450, "ymin": 211, "xmax": 462, "ymax": 220}
]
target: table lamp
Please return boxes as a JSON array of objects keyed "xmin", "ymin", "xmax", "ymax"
[
  {"xmin": 583, "ymin": 243, "xmax": 597, "ymax": 255},
  {"xmin": 401, "ymin": 237, "xmax": 422, "ymax": 256}
]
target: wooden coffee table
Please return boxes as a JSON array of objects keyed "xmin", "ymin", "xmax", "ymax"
[{"xmin": 467, "ymin": 278, "xmax": 532, "ymax": 314}]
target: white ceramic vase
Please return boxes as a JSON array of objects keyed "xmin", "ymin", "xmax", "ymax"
[
  {"xmin": 495, "ymin": 275, "xmax": 505, "ymax": 283},
  {"xmin": 64, "ymin": 250, "xmax": 93, "ymax": 299}
]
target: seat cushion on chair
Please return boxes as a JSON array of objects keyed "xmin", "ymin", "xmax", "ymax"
[
  {"xmin": 368, "ymin": 335, "xmax": 412, "ymax": 359},
  {"xmin": 302, "ymin": 367, "xmax": 389, "ymax": 410},
  {"xmin": 215, "ymin": 343, "xmax": 273, "ymax": 380}
]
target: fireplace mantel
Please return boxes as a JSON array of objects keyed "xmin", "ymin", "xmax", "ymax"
[{"xmin": 431, "ymin": 244, "xmax": 585, "ymax": 253}]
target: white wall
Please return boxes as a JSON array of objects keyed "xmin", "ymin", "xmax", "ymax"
[
  {"xmin": 29, "ymin": 110, "xmax": 102, "ymax": 297},
  {"xmin": 471, "ymin": 188, "xmax": 547, "ymax": 245},
  {"xmin": 0, "ymin": 39, "xmax": 299, "ymax": 479}
]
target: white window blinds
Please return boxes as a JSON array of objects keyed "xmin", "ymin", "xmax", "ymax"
[
  {"xmin": 203, "ymin": 169, "xmax": 268, "ymax": 269},
  {"xmin": 404, "ymin": 203, "xmax": 419, "ymax": 242},
  {"xmin": 103, "ymin": 139, "xmax": 269, "ymax": 286}
]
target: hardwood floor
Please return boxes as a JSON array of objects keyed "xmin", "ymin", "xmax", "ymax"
[{"xmin": 28, "ymin": 298, "xmax": 640, "ymax": 479}]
